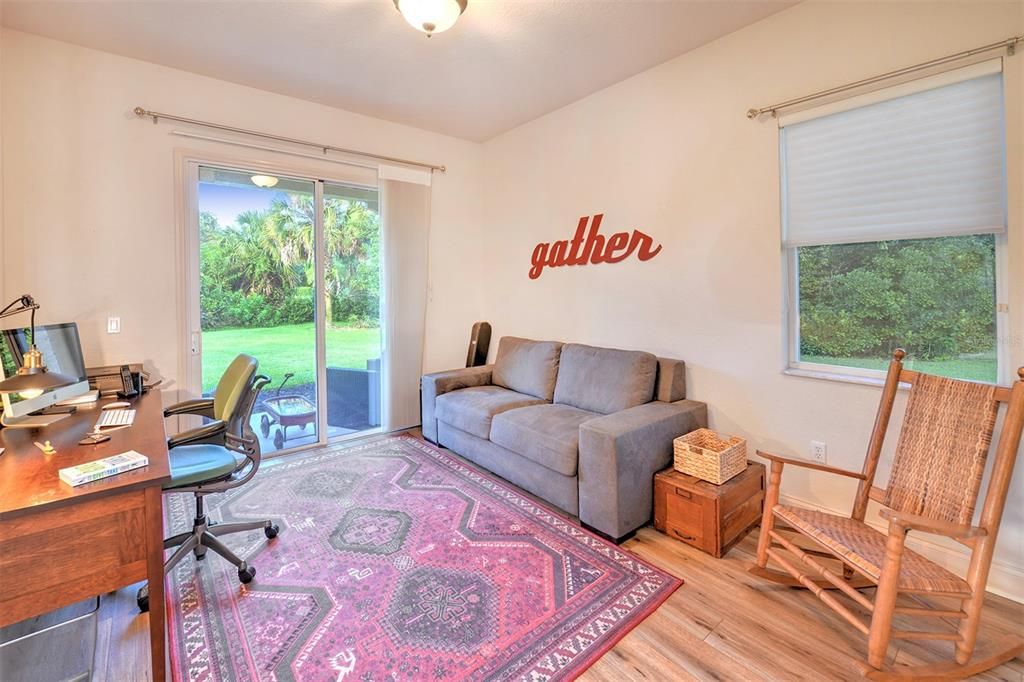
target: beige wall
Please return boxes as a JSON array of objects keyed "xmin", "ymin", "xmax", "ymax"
[
  {"xmin": 481, "ymin": 0, "xmax": 1024, "ymax": 599},
  {"xmin": 0, "ymin": 29, "xmax": 485, "ymax": 393}
]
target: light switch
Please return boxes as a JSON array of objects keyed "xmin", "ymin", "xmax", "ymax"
[{"xmin": 107, "ymin": 317, "xmax": 121, "ymax": 334}]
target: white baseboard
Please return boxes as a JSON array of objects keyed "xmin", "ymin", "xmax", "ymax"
[{"xmin": 779, "ymin": 493, "xmax": 1024, "ymax": 604}]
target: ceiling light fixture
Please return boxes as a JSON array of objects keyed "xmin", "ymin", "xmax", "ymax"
[
  {"xmin": 250, "ymin": 174, "xmax": 279, "ymax": 188},
  {"xmin": 393, "ymin": 0, "xmax": 467, "ymax": 37}
]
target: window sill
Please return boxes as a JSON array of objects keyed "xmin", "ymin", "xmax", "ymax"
[{"xmin": 783, "ymin": 366, "xmax": 903, "ymax": 390}]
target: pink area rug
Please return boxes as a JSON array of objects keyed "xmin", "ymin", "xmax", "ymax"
[{"xmin": 165, "ymin": 435, "xmax": 681, "ymax": 681}]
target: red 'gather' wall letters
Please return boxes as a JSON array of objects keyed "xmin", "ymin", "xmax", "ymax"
[{"xmin": 529, "ymin": 214, "xmax": 662, "ymax": 280}]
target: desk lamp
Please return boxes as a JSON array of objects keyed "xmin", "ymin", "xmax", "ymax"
[{"xmin": 0, "ymin": 294, "xmax": 77, "ymax": 395}]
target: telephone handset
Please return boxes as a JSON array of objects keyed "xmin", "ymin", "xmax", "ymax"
[{"xmin": 117, "ymin": 364, "xmax": 140, "ymax": 399}]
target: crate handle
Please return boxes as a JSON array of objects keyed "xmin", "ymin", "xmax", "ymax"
[
  {"xmin": 674, "ymin": 487, "xmax": 692, "ymax": 499},
  {"xmin": 671, "ymin": 528, "xmax": 696, "ymax": 541}
]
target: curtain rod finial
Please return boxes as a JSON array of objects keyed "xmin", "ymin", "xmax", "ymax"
[
  {"xmin": 746, "ymin": 109, "xmax": 761, "ymax": 119},
  {"xmin": 133, "ymin": 106, "xmax": 146, "ymax": 117}
]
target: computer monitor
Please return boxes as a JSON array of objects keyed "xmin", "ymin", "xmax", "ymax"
[{"xmin": 0, "ymin": 322, "xmax": 90, "ymax": 418}]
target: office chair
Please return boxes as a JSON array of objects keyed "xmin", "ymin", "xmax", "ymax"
[
  {"xmin": 137, "ymin": 354, "xmax": 280, "ymax": 612},
  {"xmin": 163, "ymin": 353, "xmax": 261, "ymax": 449}
]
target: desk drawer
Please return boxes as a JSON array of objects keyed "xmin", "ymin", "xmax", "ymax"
[{"xmin": 0, "ymin": 490, "xmax": 149, "ymax": 627}]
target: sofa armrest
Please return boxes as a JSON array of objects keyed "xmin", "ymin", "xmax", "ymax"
[
  {"xmin": 420, "ymin": 365, "xmax": 494, "ymax": 442},
  {"xmin": 578, "ymin": 399, "xmax": 708, "ymax": 540}
]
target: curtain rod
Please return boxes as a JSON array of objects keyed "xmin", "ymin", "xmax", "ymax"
[
  {"xmin": 132, "ymin": 106, "xmax": 446, "ymax": 172},
  {"xmin": 168, "ymin": 131, "xmax": 380, "ymax": 175},
  {"xmin": 747, "ymin": 34, "xmax": 1022, "ymax": 120}
]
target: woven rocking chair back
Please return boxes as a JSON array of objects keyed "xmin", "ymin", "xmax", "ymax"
[{"xmin": 885, "ymin": 372, "xmax": 998, "ymax": 526}]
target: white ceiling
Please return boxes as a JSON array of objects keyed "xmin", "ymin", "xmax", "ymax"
[{"xmin": 1, "ymin": 0, "xmax": 796, "ymax": 141}]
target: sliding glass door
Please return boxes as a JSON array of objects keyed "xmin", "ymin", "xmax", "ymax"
[
  {"xmin": 193, "ymin": 164, "xmax": 381, "ymax": 455},
  {"xmin": 323, "ymin": 182, "xmax": 383, "ymax": 435}
]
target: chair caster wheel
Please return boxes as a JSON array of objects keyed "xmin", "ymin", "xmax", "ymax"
[
  {"xmin": 137, "ymin": 587, "xmax": 150, "ymax": 613},
  {"xmin": 238, "ymin": 564, "xmax": 256, "ymax": 584},
  {"xmin": 265, "ymin": 524, "xmax": 279, "ymax": 539}
]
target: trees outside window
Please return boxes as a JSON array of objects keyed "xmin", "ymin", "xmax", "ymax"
[
  {"xmin": 796, "ymin": 235, "xmax": 997, "ymax": 382},
  {"xmin": 199, "ymin": 194, "xmax": 380, "ymax": 331}
]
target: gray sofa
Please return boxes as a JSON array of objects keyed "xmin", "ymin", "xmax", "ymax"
[{"xmin": 421, "ymin": 337, "xmax": 707, "ymax": 541}]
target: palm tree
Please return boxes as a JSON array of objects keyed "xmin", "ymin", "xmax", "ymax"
[
  {"xmin": 229, "ymin": 210, "xmax": 292, "ymax": 297},
  {"xmin": 200, "ymin": 191, "xmax": 381, "ymax": 330},
  {"xmin": 266, "ymin": 194, "xmax": 380, "ymax": 327}
]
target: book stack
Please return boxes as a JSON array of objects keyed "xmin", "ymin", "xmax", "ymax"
[{"xmin": 58, "ymin": 450, "xmax": 149, "ymax": 487}]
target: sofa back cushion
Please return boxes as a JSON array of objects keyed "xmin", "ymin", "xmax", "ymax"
[
  {"xmin": 553, "ymin": 343, "xmax": 657, "ymax": 414},
  {"xmin": 492, "ymin": 337, "xmax": 564, "ymax": 401},
  {"xmin": 655, "ymin": 357, "xmax": 687, "ymax": 402}
]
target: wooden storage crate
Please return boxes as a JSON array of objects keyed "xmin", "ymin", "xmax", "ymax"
[
  {"xmin": 674, "ymin": 428, "xmax": 747, "ymax": 484},
  {"xmin": 654, "ymin": 462, "xmax": 766, "ymax": 557}
]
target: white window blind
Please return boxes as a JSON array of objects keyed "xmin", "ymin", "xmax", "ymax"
[{"xmin": 781, "ymin": 61, "xmax": 1007, "ymax": 248}]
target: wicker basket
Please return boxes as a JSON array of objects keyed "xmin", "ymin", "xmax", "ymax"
[{"xmin": 673, "ymin": 428, "xmax": 747, "ymax": 484}]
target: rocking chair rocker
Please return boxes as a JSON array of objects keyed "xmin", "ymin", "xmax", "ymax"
[{"xmin": 750, "ymin": 350, "xmax": 1024, "ymax": 679}]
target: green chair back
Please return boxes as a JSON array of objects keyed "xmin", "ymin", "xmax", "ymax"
[{"xmin": 213, "ymin": 354, "xmax": 259, "ymax": 422}]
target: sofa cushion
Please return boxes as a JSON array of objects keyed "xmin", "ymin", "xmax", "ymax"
[
  {"xmin": 553, "ymin": 343, "xmax": 658, "ymax": 415},
  {"xmin": 490, "ymin": 403, "xmax": 600, "ymax": 477},
  {"xmin": 655, "ymin": 357, "xmax": 687, "ymax": 402},
  {"xmin": 434, "ymin": 386, "xmax": 544, "ymax": 439},
  {"xmin": 492, "ymin": 336, "xmax": 564, "ymax": 401}
]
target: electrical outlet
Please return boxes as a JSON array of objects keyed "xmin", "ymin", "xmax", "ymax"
[
  {"xmin": 810, "ymin": 440, "xmax": 827, "ymax": 464},
  {"xmin": 106, "ymin": 317, "xmax": 121, "ymax": 334}
]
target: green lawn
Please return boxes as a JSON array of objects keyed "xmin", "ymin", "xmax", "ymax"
[
  {"xmin": 802, "ymin": 354, "xmax": 997, "ymax": 383},
  {"xmin": 202, "ymin": 323, "xmax": 380, "ymax": 392}
]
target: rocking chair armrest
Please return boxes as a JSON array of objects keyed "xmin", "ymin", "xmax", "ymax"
[
  {"xmin": 756, "ymin": 450, "xmax": 867, "ymax": 480},
  {"xmin": 879, "ymin": 508, "xmax": 987, "ymax": 540}
]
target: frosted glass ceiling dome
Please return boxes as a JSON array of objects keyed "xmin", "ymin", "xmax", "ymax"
[{"xmin": 393, "ymin": 0, "xmax": 467, "ymax": 37}]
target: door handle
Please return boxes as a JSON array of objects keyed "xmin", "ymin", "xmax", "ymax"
[{"xmin": 190, "ymin": 331, "xmax": 201, "ymax": 356}]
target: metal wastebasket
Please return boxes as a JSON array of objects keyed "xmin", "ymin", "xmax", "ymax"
[{"xmin": 0, "ymin": 597, "xmax": 99, "ymax": 682}]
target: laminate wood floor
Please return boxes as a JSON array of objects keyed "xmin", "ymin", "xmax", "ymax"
[
  {"xmin": 590, "ymin": 531, "xmax": 1022, "ymax": 681},
  {"xmin": 94, "ymin": 530, "xmax": 1024, "ymax": 681},
  {"xmin": 93, "ymin": 439, "xmax": 1023, "ymax": 681}
]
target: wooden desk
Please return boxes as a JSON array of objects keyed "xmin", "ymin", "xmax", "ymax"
[{"xmin": 0, "ymin": 391, "xmax": 170, "ymax": 681}]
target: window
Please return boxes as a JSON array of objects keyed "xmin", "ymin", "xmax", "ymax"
[{"xmin": 782, "ymin": 61, "xmax": 1007, "ymax": 384}]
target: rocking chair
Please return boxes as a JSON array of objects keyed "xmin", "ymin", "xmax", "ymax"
[{"xmin": 750, "ymin": 349, "xmax": 1024, "ymax": 679}]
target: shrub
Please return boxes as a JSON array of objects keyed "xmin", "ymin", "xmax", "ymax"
[
  {"xmin": 282, "ymin": 287, "xmax": 315, "ymax": 325},
  {"xmin": 798, "ymin": 236, "xmax": 996, "ymax": 361}
]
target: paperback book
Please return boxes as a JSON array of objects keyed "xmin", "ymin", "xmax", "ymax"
[{"xmin": 59, "ymin": 450, "xmax": 149, "ymax": 487}]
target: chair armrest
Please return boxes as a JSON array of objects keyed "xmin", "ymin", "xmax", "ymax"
[
  {"xmin": 167, "ymin": 419, "xmax": 226, "ymax": 449},
  {"xmin": 757, "ymin": 450, "xmax": 866, "ymax": 480},
  {"xmin": 879, "ymin": 508, "xmax": 987, "ymax": 540},
  {"xmin": 420, "ymin": 365, "xmax": 494, "ymax": 443},
  {"xmin": 164, "ymin": 398, "xmax": 216, "ymax": 419},
  {"xmin": 578, "ymin": 399, "xmax": 708, "ymax": 539}
]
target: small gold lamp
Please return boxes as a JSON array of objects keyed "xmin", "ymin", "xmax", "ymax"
[{"xmin": 0, "ymin": 295, "xmax": 78, "ymax": 394}]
